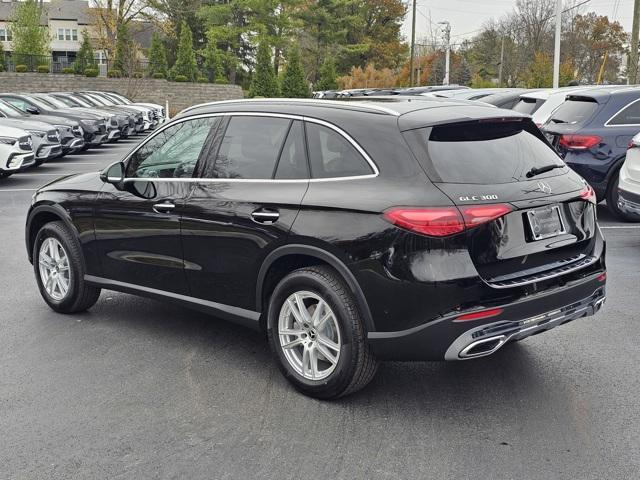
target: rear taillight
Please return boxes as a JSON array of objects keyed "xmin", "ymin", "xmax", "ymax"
[
  {"xmin": 579, "ymin": 184, "xmax": 597, "ymax": 204},
  {"xmin": 629, "ymin": 138, "xmax": 640, "ymax": 149},
  {"xmin": 383, "ymin": 204, "xmax": 512, "ymax": 238},
  {"xmin": 558, "ymin": 134, "xmax": 601, "ymax": 150}
]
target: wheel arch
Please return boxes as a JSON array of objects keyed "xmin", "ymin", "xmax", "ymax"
[
  {"xmin": 256, "ymin": 244, "xmax": 375, "ymax": 332},
  {"xmin": 26, "ymin": 204, "xmax": 79, "ymax": 264}
]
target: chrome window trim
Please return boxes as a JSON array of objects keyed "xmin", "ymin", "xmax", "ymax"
[
  {"xmin": 604, "ymin": 97, "xmax": 640, "ymax": 127},
  {"xmin": 122, "ymin": 111, "xmax": 380, "ymax": 183}
]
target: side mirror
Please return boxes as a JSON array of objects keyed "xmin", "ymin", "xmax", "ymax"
[
  {"xmin": 100, "ymin": 161, "xmax": 125, "ymax": 185},
  {"xmin": 25, "ymin": 106, "xmax": 39, "ymax": 114}
]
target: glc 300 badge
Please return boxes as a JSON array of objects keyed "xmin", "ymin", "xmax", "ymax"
[{"xmin": 458, "ymin": 194, "xmax": 499, "ymax": 202}]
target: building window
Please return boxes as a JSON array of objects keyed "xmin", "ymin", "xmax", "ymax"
[
  {"xmin": 65, "ymin": 29, "xmax": 71, "ymax": 41},
  {"xmin": 58, "ymin": 28, "xmax": 64, "ymax": 40},
  {"xmin": 72, "ymin": 29, "xmax": 78, "ymax": 41},
  {"xmin": 0, "ymin": 28, "xmax": 12, "ymax": 42}
]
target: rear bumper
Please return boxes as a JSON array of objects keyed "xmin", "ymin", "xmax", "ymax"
[
  {"xmin": 368, "ymin": 272, "xmax": 606, "ymax": 361},
  {"xmin": 617, "ymin": 188, "xmax": 640, "ymax": 216}
]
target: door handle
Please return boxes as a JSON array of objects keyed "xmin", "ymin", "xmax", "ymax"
[
  {"xmin": 251, "ymin": 209, "xmax": 280, "ymax": 224},
  {"xmin": 152, "ymin": 201, "xmax": 176, "ymax": 213}
]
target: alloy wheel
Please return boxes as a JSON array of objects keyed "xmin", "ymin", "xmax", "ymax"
[
  {"xmin": 38, "ymin": 237, "xmax": 71, "ymax": 301},
  {"xmin": 278, "ymin": 291, "xmax": 342, "ymax": 381}
]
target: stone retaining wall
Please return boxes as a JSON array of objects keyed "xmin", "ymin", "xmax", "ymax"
[{"xmin": 0, "ymin": 73, "xmax": 243, "ymax": 115}]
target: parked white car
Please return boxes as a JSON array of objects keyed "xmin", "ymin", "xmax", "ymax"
[
  {"xmin": 0, "ymin": 125, "xmax": 35, "ymax": 178},
  {"xmin": 617, "ymin": 132, "xmax": 640, "ymax": 220}
]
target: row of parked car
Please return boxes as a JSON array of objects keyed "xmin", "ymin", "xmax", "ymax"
[
  {"xmin": 0, "ymin": 91, "xmax": 166, "ymax": 178},
  {"xmin": 317, "ymin": 85, "xmax": 640, "ymax": 221}
]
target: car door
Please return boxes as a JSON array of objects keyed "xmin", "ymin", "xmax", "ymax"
[
  {"xmin": 181, "ymin": 113, "xmax": 309, "ymax": 313},
  {"xmin": 94, "ymin": 116, "xmax": 219, "ymax": 294}
]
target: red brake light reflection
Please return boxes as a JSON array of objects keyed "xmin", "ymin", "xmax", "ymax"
[
  {"xmin": 579, "ymin": 184, "xmax": 596, "ymax": 204},
  {"xmin": 455, "ymin": 308, "xmax": 504, "ymax": 322}
]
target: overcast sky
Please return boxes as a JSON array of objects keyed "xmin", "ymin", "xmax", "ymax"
[{"xmin": 402, "ymin": 0, "xmax": 634, "ymax": 47}]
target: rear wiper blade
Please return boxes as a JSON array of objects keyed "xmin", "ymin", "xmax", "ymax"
[{"xmin": 526, "ymin": 163, "xmax": 565, "ymax": 178}]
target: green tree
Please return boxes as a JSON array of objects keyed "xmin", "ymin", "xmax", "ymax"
[
  {"xmin": 74, "ymin": 30, "xmax": 95, "ymax": 73},
  {"xmin": 113, "ymin": 22, "xmax": 134, "ymax": 75},
  {"xmin": 249, "ymin": 40, "xmax": 279, "ymax": 97},
  {"xmin": 315, "ymin": 56, "xmax": 338, "ymax": 90},
  {"xmin": 280, "ymin": 45, "xmax": 308, "ymax": 97},
  {"xmin": 10, "ymin": 0, "xmax": 49, "ymax": 64},
  {"xmin": 201, "ymin": 32, "xmax": 224, "ymax": 82},
  {"xmin": 170, "ymin": 21, "xmax": 198, "ymax": 82},
  {"xmin": 0, "ymin": 42, "xmax": 5, "ymax": 72},
  {"xmin": 428, "ymin": 55, "xmax": 445, "ymax": 85},
  {"xmin": 148, "ymin": 32, "xmax": 168, "ymax": 77},
  {"xmin": 454, "ymin": 58, "xmax": 471, "ymax": 86}
]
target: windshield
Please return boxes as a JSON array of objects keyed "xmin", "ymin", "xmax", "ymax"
[
  {"xmin": 404, "ymin": 120, "xmax": 565, "ymax": 184},
  {"xmin": 24, "ymin": 96, "xmax": 55, "ymax": 110},
  {"xmin": 84, "ymin": 94, "xmax": 108, "ymax": 106},
  {"xmin": 37, "ymin": 95, "xmax": 68, "ymax": 109},
  {"xmin": 547, "ymin": 98, "xmax": 599, "ymax": 125},
  {"xmin": 0, "ymin": 100, "xmax": 24, "ymax": 118},
  {"xmin": 53, "ymin": 95, "xmax": 79, "ymax": 107}
]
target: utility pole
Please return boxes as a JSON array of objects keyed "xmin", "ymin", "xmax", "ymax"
[
  {"xmin": 439, "ymin": 21, "xmax": 451, "ymax": 86},
  {"xmin": 630, "ymin": 0, "xmax": 640, "ymax": 84},
  {"xmin": 552, "ymin": 0, "xmax": 562, "ymax": 88},
  {"xmin": 410, "ymin": 0, "xmax": 417, "ymax": 87},
  {"xmin": 498, "ymin": 36, "xmax": 505, "ymax": 87}
]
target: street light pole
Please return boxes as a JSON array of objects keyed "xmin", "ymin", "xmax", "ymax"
[
  {"xmin": 439, "ymin": 21, "xmax": 451, "ymax": 86},
  {"xmin": 552, "ymin": 0, "xmax": 562, "ymax": 88},
  {"xmin": 630, "ymin": 0, "xmax": 640, "ymax": 84},
  {"xmin": 409, "ymin": 0, "xmax": 417, "ymax": 87}
]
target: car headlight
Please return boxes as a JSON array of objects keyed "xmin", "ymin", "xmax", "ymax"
[
  {"xmin": 0, "ymin": 136, "xmax": 17, "ymax": 145},
  {"xmin": 71, "ymin": 125, "xmax": 83, "ymax": 136},
  {"xmin": 18, "ymin": 136, "xmax": 33, "ymax": 150},
  {"xmin": 28, "ymin": 130, "xmax": 46, "ymax": 138}
]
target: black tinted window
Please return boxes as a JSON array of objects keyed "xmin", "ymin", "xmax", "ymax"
[
  {"xmin": 405, "ymin": 120, "xmax": 565, "ymax": 184},
  {"xmin": 608, "ymin": 100, "xmax": 640, "ymax": 125},
  {"xmin": 275, "ymin": 121, "xmax": 308, "ymax": 179},
  {"xmin": 127, "ymin": 117, "xmax": 218, "ymax": 178},
  {"xmin": 513, "ymin": 98, "xmax": 543, "ymax": 115},
  {"xmin": 213, "ymin": 116, "xmax": 290, "ymax": 179},
  {"xmin": 305, "ymin": 123, "xmax": 372, "ymax": 178},
  {"xmin": 549, "ymin": 98, "xmax": 599, "ymax": 125}
]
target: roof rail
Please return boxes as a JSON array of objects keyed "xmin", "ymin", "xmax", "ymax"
[{"xmin": 179, "ymin": 98, "xmax": 401, "ymax": 116}]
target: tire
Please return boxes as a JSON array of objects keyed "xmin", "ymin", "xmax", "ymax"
[
  {"xmin": 33, "ymin": 221, "xmax": 101, "ymax": 313},
  {"xmin": 606, "ymin": 169, "xmax": 640, "ymax": 222},
  {"xmin": 0, "ymin": 171, "xmax": 13, "ymax": 179},
  {"xmin": 267, "ymin": 266, "xmax": 377, "ymax": 399},
  {"xmin": 33, "ymin": 159, "xmax": 45, "ymax": 167}
]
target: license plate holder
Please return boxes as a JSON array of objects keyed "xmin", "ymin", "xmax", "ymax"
[{"xmin": 526, "ymin": 205, "xmax": 566, "ymax": 241}]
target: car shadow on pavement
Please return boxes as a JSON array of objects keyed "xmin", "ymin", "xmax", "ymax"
[{"xmin": 86, "ymin": 291, "xmax": 567, "ymax": 417}]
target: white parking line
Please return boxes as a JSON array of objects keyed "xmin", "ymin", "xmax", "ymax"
[
  {"xmin": 16, "ymin": 172, "xmax": 86, "ymax": 176},
  {"xmin": 0, "ymin": 188, "xmax": 37, "ymax": 192},
  {"xmin": 48, "ymin": 162, "xmax": 98, "ymax": 166}
]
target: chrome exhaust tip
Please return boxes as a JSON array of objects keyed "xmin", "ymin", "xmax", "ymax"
[{"xmin": 459, "ymin": 335, "xmax": 507, "ymax": 359}]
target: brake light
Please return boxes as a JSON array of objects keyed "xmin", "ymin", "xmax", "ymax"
[
  {"xmin": 383, "ymin": 204, "xmax": 512, "ymax": 237},
  {"xmin": 383, "ymin": 207, "xmax": 465, "ymax": 237},
  {"xmin": 579, "ymin": 184, "xmax": 596, "ymax": 204},
  {"xmin": 455, "ymin": 308, "xmax": 503, "ymax": 322},
  {"xmin": 629, "ymin": 139, "xmax": 640, "ymax": 149},
  {"xmin": 558, "ymin": 134, "xmax": 601, "ymax": 150}
]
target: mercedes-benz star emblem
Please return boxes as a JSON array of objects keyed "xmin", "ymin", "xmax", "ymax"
[{"xmin": 537, "ymin": 181, "xmax": 552, "ymax": 194}]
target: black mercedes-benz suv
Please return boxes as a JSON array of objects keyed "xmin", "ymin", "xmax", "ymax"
[{"xmin": 26, "ymin": 98, "xmax": 606, "ymax": 399}]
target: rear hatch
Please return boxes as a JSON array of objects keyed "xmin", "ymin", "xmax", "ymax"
[
  {"xmin": 402, "ymin": 116, "xmax": 599, "ymax": 287},
  {"xmin": 512, "ymin": 96, "xmax": 546, "ymax": 116},
  {"xmin": 540, "ymin": 95, "xmax": 602, "ymax": 156}
]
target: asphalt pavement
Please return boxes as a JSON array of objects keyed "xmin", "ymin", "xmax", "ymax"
[{"xmin": 1, "ymin": 137, "xmax": 639, "ymax": 479}]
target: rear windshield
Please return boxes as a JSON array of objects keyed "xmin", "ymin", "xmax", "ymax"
[
  {"xmin": 513, "ymin": 97, "xmax": 544, "ymax": 115},
  {"xmin": 548, "ymin": 98, "xmax": 598, "ymax": 125},
  {"xmin": 404, "ymin": 120, "xmax": 565, "ymax": 184}
]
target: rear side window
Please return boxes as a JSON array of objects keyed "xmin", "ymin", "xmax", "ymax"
[
  {"xmin": 513, "ymin": 97, "xmax": 543, "ymax": 115},
  {"xmin": 608, "ymin": 100, "xmax": 640, "ymax": 125},
  {"xmin": 549, "ymin": 98, "xmax": 599, "ymax": 125},
  {"xmin": 274, "ymin": 121, "xmax": 308, "ymax": 179},
  {"xmin": 404, "ymin": 120, "xmax": 564, "ymax": 184},
  {"xmin": 305, "ymin": 122, "xmax": 372, "ymax": 178},
  {"xmin": 213, "ymin": 116, "xmax": 290, "ymax": 179}
]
